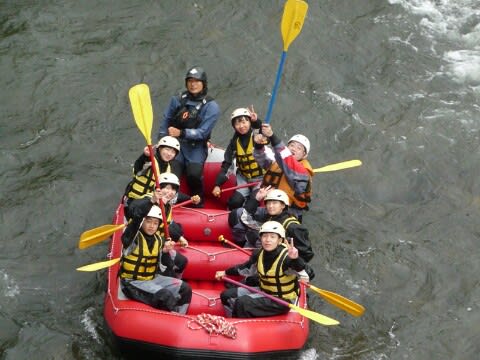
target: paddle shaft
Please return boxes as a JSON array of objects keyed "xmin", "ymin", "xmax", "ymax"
[
  {"xmin": 173, "ymin": 199, "xmax": 193, "ymax": 208},
  {"xmin": 264, "ymin": 0, "xmax": 308, "ymax": 124},
  {"xmin": 221, "ymin": 181, "xmax": 260, "ymax": 193},
  {"xmin": 264, "ymin": 51, "xmax": 287, "ymax": 125},
  {"xmin": 223, "ymin": 276, "xmax": 292, "ymax": 308},
  {"xmin": 218, "ymin": 235, "xmax": 251, "ymax": 256},
  {"xmin": 219, "ymin": 236, "xmax": 251, "ymax": 256}
]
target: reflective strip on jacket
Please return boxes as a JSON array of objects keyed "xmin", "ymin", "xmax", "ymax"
[
  {"xmin": 262, "ymin": 160, "xmax": 313, "ymax": 209},
  {"xmin": 126, "ymin": 159, "xmax": 171, "ymax": 200},
  {"xmin": 120, "ymin": 232, "xmax": 163, "ymax": 280},
  {"xmin": 236, "ymin": 136, "xmax": 265, "ymax": 179},
  {"xmin": 257, "ymin": 245, "xmax": 298, "ymax": 300}
]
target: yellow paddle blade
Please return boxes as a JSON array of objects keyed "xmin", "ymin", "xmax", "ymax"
[
  {"xmin": 308, "ymin": 284, "xmax": 365, "ymax": 317},
  {"xmin": 78, "ymin": 224, "xmax": 126, "ymax": 249},
  {"xmin": 313, "ymin": 160, "xmax": 362, "ymax": 173},
  {"xmin": 76, "ymin": 258, "xmax": 120, "ymax": 272},
  {"xmin": 129, "ymin": 83, "xmax": 153, "ymax": 145},
  {"xmin": 281, "ymin": 0, "xmax": 308, "ymax": 51},
  {"xmin": 289, "ymin": 303, "xmax": 339, "ymax": 326}
]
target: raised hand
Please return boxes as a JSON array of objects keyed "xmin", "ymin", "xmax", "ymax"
[
  {"xmin": 286, "ymin": 237, "xmax": 298, "ymax": 259},
  {"xmin": 255, "ymin": 186, "xmax": 272, "ymax": 201},
  {"xmin": 248, "ymin": 105, "xmax": 258, "ymax": 122}
]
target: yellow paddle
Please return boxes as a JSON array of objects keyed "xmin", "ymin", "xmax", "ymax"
[
  {"xmin": 219, "ymin": 235, "xmax": 365, "ymax": 317},
  {"xmin": 281, "ymin": 0, "xmax": 308, "ymax": 52},
  {"xmin": 78, "ymin": 224, "xmax": 126, "ymax": 249},
  {"xmin": 76, "ymin": 258, "xmax": 120, "ymax": 272},
  {"xmin": 129, "ymin": 83, "xmax": 171, "ymax": 239},
  {"xmin": 302, "ymin": 282, "xmax": 365, "ymax": 317},
  {"xmin": 264, "ymin": 0, "xmax": 308, "ymax": 124},
  {"xmin": 222, "ymin": 276, "xmax": 338, "ymax": 326},
  {"xmin": 313, "ymin": 159, "xmax": 362, "ymax": 173},
  {"xmin": 129, "ymin": 84, "xmax": 153, "ymax": 146}
]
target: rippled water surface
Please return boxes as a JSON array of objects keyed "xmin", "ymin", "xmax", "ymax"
[{"xmin": 1, "ymin": 1, "xmax": 479, "ymax": 359}]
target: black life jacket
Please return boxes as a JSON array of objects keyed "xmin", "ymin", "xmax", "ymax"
[{"xmin": 170, "ymin": 91, "xmax": 213, "ymax": 130}]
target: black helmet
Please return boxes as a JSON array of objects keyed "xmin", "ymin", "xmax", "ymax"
[{"xmin": 185, "ymin": 66, "xmax": 207, "ymax": 83}]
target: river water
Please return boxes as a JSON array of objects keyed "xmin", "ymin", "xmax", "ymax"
[{"xmin": 1, "ymin": 0, "xmax": 479, "ymax": 359}]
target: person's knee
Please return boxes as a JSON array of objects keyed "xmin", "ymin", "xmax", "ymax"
[
  {"xmin": 220, "ymin": 287, "xmax": 237, "ymax": 305},
  {"xmin": 152, "ymin": 288, "xmax": 176, "ymax": 311},
  {"xmin": 232, "ymin": 296, "xmax": 253, "ymax": 318},
  {"xmin": 227, "ymin": 191, "xmax": 245, "ymax": 210},
  {"xmin": 179, "ymin": 282, "xmax": 192, "ymax": 304},
  {"xmin": 245, "ymin": 230, "xmax": 259, "ymax": 247},
  {"xmin": 228, "ymin": 208, "xmax": 242, "ymax": 227},
  {"xmin": 174, "ymin": 253, "xmax": 188, "ymax": 273}
]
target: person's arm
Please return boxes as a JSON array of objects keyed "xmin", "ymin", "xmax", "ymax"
[
  {"xmin": 287, "ymin": 224, "xmax": 314, "ymax": 262},
  {"xmin": 132, "ymin": 153, "xmax": 149, "ymax": 174},
  {"xmin": 253, "ymin": 136, "xmax": 274, "ymax": 170},
  {"xmin": 283, "ymin": 239, "xmax": 306, "ymax": 272},
  {"xmin": 128, "ymin": 197, "xmax": 155, "ymax": 219},
  {"xmin": 271, "ymin": 139, "xmax": 311, "ymax": 196},
  {"xmin": 284, "ymin": 256, "xmax": 306, "ymax": 272},
  {"xmin": 175, "ymin": 191, "xmax": 190, "ymax": 203},
  {"xmin": 157, "ymin": 96, "xmax": 180, "ymax": 141},
  {"xmin": 214, "ymin": 137, "xmax": 235, "ymax": 187},
  {"xmin": 121, "ymin": 216, "xmax": 142, "ymax": 248},
  {"xmin": 225, "ymin": 250, "xmax": 260, "ymax": 277},
  {"xmin": 160, "ymin": 250, "xmax": 175, "ymax": 268},
  {"xmin": 251, "ymin": 118, "xmax": 262, "ymax": 129},
  {"xmin": 182, "ymin": 101, "xmax": 220, "ymax": 141},
  {"xmin": 121, "ymin": 198, "xmax": 155, "ymax": 247},
  {"xmin": 243, "ymin": 197, "xmax": 259, "ymax": 215},
  {"xmin": 168, "ymin": 221, "xmax": 183, "ymax": 242}
]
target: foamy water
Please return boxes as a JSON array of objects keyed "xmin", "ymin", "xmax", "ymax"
[
  {"xmin": 0, "ymin": 270, "xmax": 20, "ymax": 297},
  {"xmin": 389, "ymin": 0, "xmax": 480, "ymax": 85}
]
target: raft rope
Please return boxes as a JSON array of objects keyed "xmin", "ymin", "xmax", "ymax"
[{"xmin": 188, "ymin": 313, "xmax": 237, "ymax": 339}]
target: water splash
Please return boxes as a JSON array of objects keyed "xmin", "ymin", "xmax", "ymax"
[
  {"xmin": 19, "ymin": 129, "xmax": 47, "ymax": 149},
  {"xmin": 298, "ymin": 348, "xmax": 319, "ymax": 360},
  {"xmin": 389, "ymin": 0, "xmax": 480, "ymax": 84},
  {"xmin": 81, "ymin": 307, "xmax": 101, "ymax": 342},
  {"xmin": 0, "ymin": 269, "xmax": 20, "ymax": 297}
]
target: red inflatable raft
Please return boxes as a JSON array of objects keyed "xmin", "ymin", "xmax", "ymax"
[{"xmin": 103, "ymin": 146, "xmax": 310, "ymax": 359}]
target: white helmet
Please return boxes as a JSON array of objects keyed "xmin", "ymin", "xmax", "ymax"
[
  {"xmin": 230, "ymin": 108, "xmax": 251, "ymax": 124},
  {"xmin": 259, "ymin": 221, "xmax": 285, "ymax": 239},
  {"xmin": 157, "ymin": 136, "xmax": 180, "ymax": 152},
  {"xmin": 288, "ymin": 134, "xmax": 310, "ymax": 156},
  {"xmin": 146, "ymin": 205, "xmax": 162, "ymax": 220},
  {"xmin": 159, "ymin": 172, "xmax": 180, "ymax": 187},
  {"xmin": 264, "ymin": 189, "xmax": 289, "ymax": 206}
]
